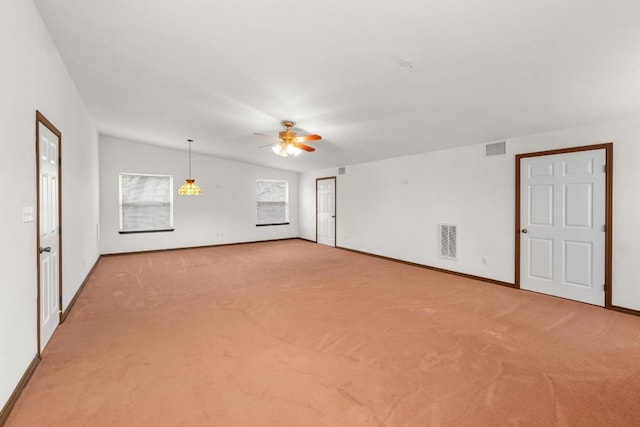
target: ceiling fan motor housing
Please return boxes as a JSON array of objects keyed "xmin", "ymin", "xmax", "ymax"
[{"xmin": 279, "ymin": 131, "xmax": 296, "ymax": 142}]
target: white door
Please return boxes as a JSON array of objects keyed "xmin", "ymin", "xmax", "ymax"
[
  {"xmin": 38, "ymin": 119, "xmax": 61, "ymax": 350},
  {"xmin": 520, "ymin": 149, "xmax": 606, "ymax": 306},
  {"xmin": 317, "ymin": 178, "xmax": 336, "ymax": 246}
]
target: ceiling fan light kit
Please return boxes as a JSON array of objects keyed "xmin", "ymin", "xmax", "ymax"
[
  {"xmin": 255, "ymin": 120, "xmax": 322, "ymax": 158},
  {"xmin": 272, "ymin": 143, "xmax": 302, "ymax": 157}
]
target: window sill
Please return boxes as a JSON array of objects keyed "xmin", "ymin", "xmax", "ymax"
[
  {"xmin": 119, "ymin": 228, "xmax": 175, "ymax": 234},
  {"xmin": 256, "ymin": 223, "xmax": 290, "ymax": 227}
]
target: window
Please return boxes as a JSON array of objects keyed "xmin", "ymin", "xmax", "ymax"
[
  {"xmin": 256, "ymin": 180, "xmax": 289, "ymax": 226},
  {"xmin": 119, "ymin": 174, "xmax": 174, "ymax": 233}
]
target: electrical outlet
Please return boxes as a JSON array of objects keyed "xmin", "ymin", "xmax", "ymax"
[{"xmin": 481, "ymin": 257, "xmax": 488, "ymax": 266}]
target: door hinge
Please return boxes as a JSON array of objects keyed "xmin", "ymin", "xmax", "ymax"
[
  {"xmin": 602, "ymin": 164, "xmax": 606, "ymax": 173},
  {"xmin": 602, "ymin": 225, "xmax": 606, "ymax": 232},
  {"xmin": 59, "ymin": 295, "xmax": 63, "ymax": 307}
]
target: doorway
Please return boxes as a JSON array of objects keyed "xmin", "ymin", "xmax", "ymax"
[
  {"xmin": 515, "ymin": 144, "xmax": 612, "ymax": 306},
  {"xmin": 36, "ymin": 111, "xmax": 62, "ymax": 354},
  {"xmin": 316, "ymin": 177, "xmax": 336, "ymax": 247}
]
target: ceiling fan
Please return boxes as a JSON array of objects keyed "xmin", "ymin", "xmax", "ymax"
[{"xmin": 254, "ymin": 121, "xmax": 322, "ymax": 157}]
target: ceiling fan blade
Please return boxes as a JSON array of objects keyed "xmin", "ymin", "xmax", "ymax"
[
  {"xmin": 258, "ymin": 142, "xmax": 278, "ymax": 149},
  {"xmin": 294, "ymin": 134, "xmax": 322, "ymax": 143},
  {"xmin": 253, "ymin": 132, "xmax": 279, "ymax": 139},
  {"xmin": 294, "ymin": 142, "xmax": 315, "ymax": 152}
]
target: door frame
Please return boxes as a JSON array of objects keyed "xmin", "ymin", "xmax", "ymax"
[
  {"xmin": 514, "ymin": 143, "xmax": 613, "ymax": 308},
  {"xmin": 315, "ymin": 176, "xmax": 337, "ymax": 247},
  {"xmin": 35, "ymin": 110, "xmax": 63, "ymax": 356}
]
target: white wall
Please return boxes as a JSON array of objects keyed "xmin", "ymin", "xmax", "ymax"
[
  {"xmin": 99, "ymin": 136, "xmax": 299, "ymax": 254},
  {"xmin": 0, "ymin": 0, "xmax": 100, "ymax": 412},
  {"xmin": 300, "ymin": 117, "xmax": 640, "ymax": 311}
]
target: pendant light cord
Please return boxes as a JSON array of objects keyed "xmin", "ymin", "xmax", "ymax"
[{"xmin": 187, "ymin": 139, "xmax": 193, "ymax": 178}]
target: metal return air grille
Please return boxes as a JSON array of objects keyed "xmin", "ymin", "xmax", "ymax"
[
  {"xmin": 485, "ymin": 141, "xmax": 506, "ymax": 156},
  {"xmin": 440, "ymin": 224, "xmax": 458, "ymax": 260}
]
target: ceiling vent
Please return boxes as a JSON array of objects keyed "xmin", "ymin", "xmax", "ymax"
[
  {"xmin": 338, "ymin": 167, "xmax": 346, "ymax": 175},
  {"xmin": 440, "ymin": 224, "xmax": 458, "ymax": 260},
  {"xmin": 485, "ymin": 141, "xmax": 506, "ymax": 157}
]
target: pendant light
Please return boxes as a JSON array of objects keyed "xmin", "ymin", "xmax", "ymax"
[{"xmin": 178, "ymin": 139, "xmax": 202, "ymax": 195}]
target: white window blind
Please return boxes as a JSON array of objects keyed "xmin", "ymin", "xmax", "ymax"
[
  {"xmin": 256, "ymin": 180, "xmax": 289, "ymax": 225},
  {"xmin": 119, "ymin": 174, "xmax": 174, "ymax": 232}
]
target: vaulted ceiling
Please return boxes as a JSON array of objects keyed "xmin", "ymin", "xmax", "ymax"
[{"xmin": 34, "ymin": 0, "xmax": 640, "ymax": 172}]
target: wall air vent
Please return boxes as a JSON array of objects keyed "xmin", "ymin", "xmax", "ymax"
[
  {"xmin": 485, "ymin": 141, "xmax": 506, "ymax": 157},
  {"xmin": 440, "ymin": 223, "xmax": 458, "ymax": 260},
  {"xmin": 338, "ymin": 167, "xmax": 346, "ymax": 175}
]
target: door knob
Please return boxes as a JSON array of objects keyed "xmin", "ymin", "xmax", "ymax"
[
  {"xmin": 521, "ymin": 229, "xmax": 528, "ymax": 234},
  {"xmin": 39, "ymin": 246, "xmax": 51, "ymax": 253}
]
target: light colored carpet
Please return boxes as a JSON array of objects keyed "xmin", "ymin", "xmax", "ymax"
[{"xmin": 6, "ymin": 240, "xmax": 640, "ymax": 426}]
